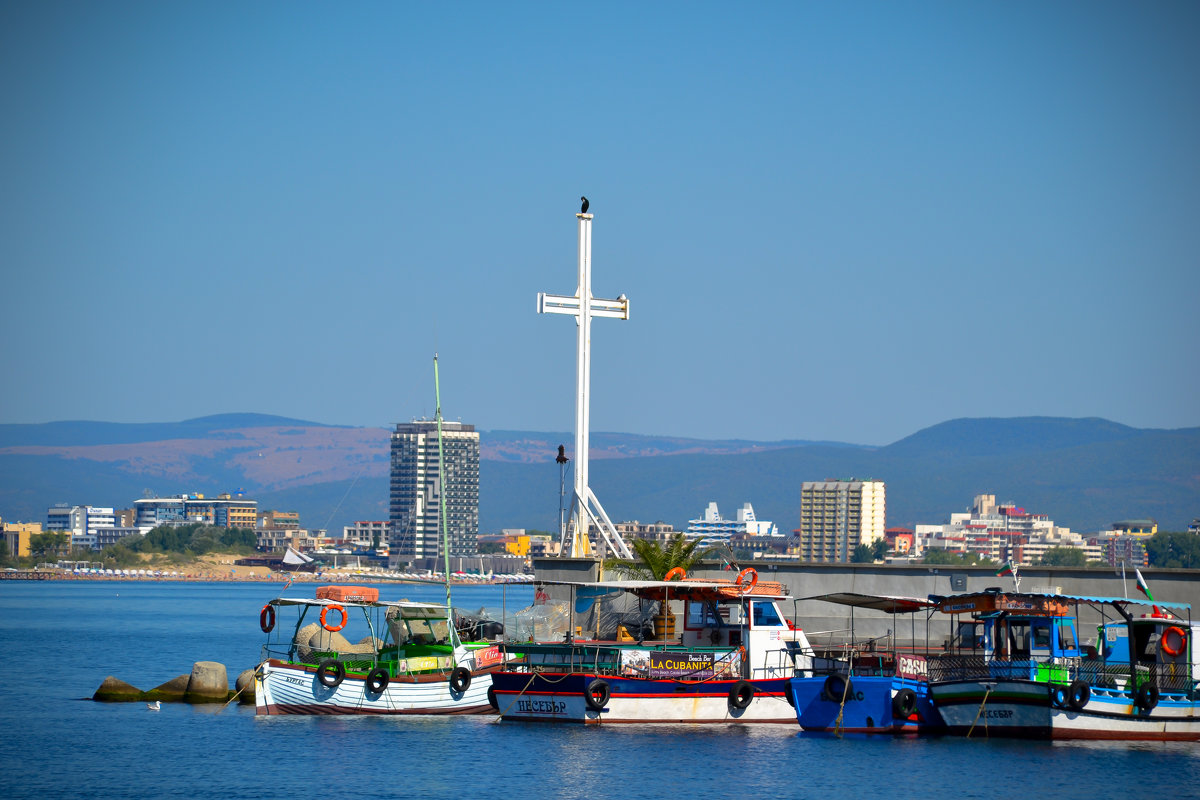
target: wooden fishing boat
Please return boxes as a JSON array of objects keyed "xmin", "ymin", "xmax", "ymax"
[
  {"xmin": 926, "ymin": 589, "xmax": 1200, "ymax": 740},
  {"xmin": 254, "ymin": 587, "xmax": 503, "ymax": 715},
  {"xmin": 490, "ymin": 569, "xmax": 813, "ymax": 723},
  {"xmin": 786, "ymin": 592, "xmax": 945, "ymax": 735}
]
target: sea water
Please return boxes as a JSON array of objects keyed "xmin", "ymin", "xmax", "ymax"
[{"xmin": 1, "ymin": 581, "xmax": 1198, "ymax": 800}]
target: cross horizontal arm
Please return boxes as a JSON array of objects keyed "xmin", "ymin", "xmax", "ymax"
[{"xmin": 537, "ymin": 292, "xmax": 630, "ymax": 319}]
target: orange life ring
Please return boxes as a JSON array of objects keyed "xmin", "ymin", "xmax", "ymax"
[
  {"xmin": 320, "ymin": 604, "xmax": 347, "ymax": 632},
  {"xmin": 260, "ymin": 604, "xmax": 275, "ymax": 633},
  {"xmin": 735, "ymin": 567, "xmax": 758, "ymax": 593},
  {"xmin": 664, "ymin": 567, "xmax": 687, "ymax": 581},
  {"xmin": 1161, "ymin": 626, "xmax": 1187, "ymax": 657}
]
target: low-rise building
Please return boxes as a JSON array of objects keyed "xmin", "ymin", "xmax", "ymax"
[
  {"xmin": 135, "ymin": 493, "xmax": 257, "ymax": 530},
  {"xmin": 341, "ymin": 521, "xmax": 390, "ymax": 549},
  {"xmin": 2, "ymin": 520, "xmax": 42, "ymax": 558}
]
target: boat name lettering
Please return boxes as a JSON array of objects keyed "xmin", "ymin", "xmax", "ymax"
[
  {"xmin": 985, "ymin": 709, "xmax": 1013, "ymax": 719},
  {"xmin": 516, "ymin": 699, "xmax": 566, "ymax": 714},
  {"xmin": 895, "ymin": 654, "xmax": 928, "ymax": 682},
  {"xmin": 284, "ymin": 675, "xmax": 307, "ymax": 687}
]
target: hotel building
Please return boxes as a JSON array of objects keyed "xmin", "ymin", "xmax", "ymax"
[{"xmin": 389, "ymin": 420, "xmax": 479, "ymax": 564}]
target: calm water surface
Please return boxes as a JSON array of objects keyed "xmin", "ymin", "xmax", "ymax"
[{"xmin": 2, "ymin": 581, "xmax": 1198, "ymax": 800}]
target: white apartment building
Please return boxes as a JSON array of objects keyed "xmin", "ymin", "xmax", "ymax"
[
  {"xmin": 796, "ymin": 480, "xmax": 886, "ymax": 562},
  {"xmin": 684, "ymin": 502, "xmax": 778, "ymax": 545}
]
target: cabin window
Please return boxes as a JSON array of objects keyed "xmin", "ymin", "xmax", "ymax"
[
  {"xmin": 686, "ymin": 601, "xmax": 721, "ymax": 628},
  {"xmin": 750, "ymin": 602, "xmax": 783, "ymax": 628},
  {"xmin": 1057, "ymin": 623, "xmax": 1077, "ymax": 652},
  {"xmin": 1031, "ymin": 623, "xmax": 1051, "ymax": 651},
  {"xmin": 958, "ymin": 622, "xmax": 983, "ymax": 650}
]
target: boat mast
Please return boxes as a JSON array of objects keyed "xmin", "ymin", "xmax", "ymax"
[{"xmin": 434, "ymin": 354, "xmax": 452, "ymax": 611}]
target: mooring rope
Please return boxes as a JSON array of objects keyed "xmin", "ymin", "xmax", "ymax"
[{"xmin": 967, "ymin": 685, "xmax": 993, "ymax": 738}]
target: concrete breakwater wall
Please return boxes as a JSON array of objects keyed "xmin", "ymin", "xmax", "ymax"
[{"xmin": 532, "ymin": 558, "xmax": 1200, "ymax": 644}]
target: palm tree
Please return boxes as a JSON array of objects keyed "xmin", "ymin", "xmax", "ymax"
[{"xmin": 607, "ymin": 533, "xmax": 712, "ymax": 580}]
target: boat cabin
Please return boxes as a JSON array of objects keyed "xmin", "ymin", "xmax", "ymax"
[
  {"xmin": 1101, "ymin": 617, "xmax": 1199, "ymax": 684},
  {"xmin": 510, "ymin": 577, "xmax": 812, "ymax": 681}
]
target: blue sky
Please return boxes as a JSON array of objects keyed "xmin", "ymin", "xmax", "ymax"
[{"xmin": 2, "ymin": 2, "xmax": 1197, "ymax": 445}]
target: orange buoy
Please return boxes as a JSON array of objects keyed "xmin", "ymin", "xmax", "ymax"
[{"xmin": 320, "ymin": 604, "xmax": 348, "ymax": 632}]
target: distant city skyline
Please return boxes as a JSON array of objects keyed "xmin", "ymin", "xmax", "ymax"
[{"xmin": 2, "ymin": 3, "xmax": 1197, "ymax": 446}]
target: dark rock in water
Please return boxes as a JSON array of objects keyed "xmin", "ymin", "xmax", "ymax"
[
  {"xmin": 235, "ymin": 668, "xmax": 257, "ymax": 704},
  {"xmin": 143, "ymin": 675, "xmax": 189, "ymax": 702},
  {"xmin": 93, "ymin": 676, "xmax": 143, "ymax": 702},
  {"xmin": 184, "ymin": 661, "xmax": 230, "ymax": 704}
]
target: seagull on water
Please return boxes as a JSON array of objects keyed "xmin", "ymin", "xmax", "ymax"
[
  {"xmin": 147, "ymin": 700, "xmax": 161, "ymax": 711},
  {"xmin": 580, "ymin": 196, "xmax": 589, "ymax": 214}
]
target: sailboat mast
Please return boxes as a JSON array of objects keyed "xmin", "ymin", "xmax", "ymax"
[{"xmin": 433, "ymin": 354, "xmax": 452, "ymax": 611}]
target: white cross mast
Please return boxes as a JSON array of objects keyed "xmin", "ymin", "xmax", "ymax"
[{"xmin": 536, "ymin": 206, "xmax": 633, "ymax": 560}]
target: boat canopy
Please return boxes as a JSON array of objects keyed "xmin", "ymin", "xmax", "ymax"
[
  {"xmin": 800, "ymin": 592, "xmax": 936, "ymax": 615},
  {"xmin": 268, "ymin": 596, "xmax": 451, "ymax": 612},
  {"xmin": 536, "ymin": 578, "xmax": 789, "ymax": 602},
  {"xmin": 930, "ymin": 591, "xmax": 1191, "ymax": 616}
]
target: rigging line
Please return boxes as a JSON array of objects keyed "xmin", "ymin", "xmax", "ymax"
[{"xmin": 323, "ymin": 470, "xmax": 363, "ymax": 532}]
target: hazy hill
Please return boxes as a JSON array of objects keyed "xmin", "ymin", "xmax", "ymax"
[{"xmin": 1, "ymin": 415, "xmax": 1196, "ymax": 536}]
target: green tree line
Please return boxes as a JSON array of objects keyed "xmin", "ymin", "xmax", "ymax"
[{"xmin": 1, "ymin": 523, "xmax": 259, "ymax": 569}]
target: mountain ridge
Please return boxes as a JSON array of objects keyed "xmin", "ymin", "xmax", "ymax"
[{"xmin": 1, "ymin": 415, "xmax": 1196, "ymax": 537}]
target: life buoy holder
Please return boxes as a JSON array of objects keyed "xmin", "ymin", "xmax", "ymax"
[
  {"xmin": 735, "ymin": 568, "xmax": 758, "ymax": 593},
  {"xmin": 316, "ymin": 659, "xmax": 345, "ymax": 688},
  {"xmin": 585, "ymin": 678, "xmax": 610, "ymax": 711},
  {"xmin": 365, "ymin": 666, "xmax": 389, "ymax": 694},
  {"xmin": 260, "ymin": 604, "xmax": 275, "ymax": 633},
  {"xmin": 892, "ymin": 688, "xmax": 918, "ymax": 719},
  {"xmin": 729, "ymin": 680, "xmax": 754, "ymax": 709},
  {"xmin": 664, "ymin": 567, "xmax": 687, "ymax": 581},
  {"xmin": 320, "ymin": 604, "xmax": 347, "ymax": 632},
  {"xmin": 1067, "ymin": 680, "xmax": 1091, "ymax": 711},
  {"xmin": 449, "ymin": 666, "xmax": 472, "ymax": 694},
  {"xmin": 1161, "ymin": 626, "xmax": 1187, "ymax": 658}
]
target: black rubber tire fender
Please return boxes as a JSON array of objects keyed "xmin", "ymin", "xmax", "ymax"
[
  {"xmin": 823, "ymin": 674, "xmax": 853, "ymax": 702},
  {"xmin": 584, "ymin": 678, "xmax": 610, "ymax": 711},
  {"xmin": 316, "ymin": 659, "xmax": 345, "ymax": 689},
  {"xmin": 1067, "ymin": 679, "xmax": 1091, "ymax": 711},
  {"xmin": 449, "ymin": 666, "xmax": 472, "ymax": 694},
  {"xmin": 729, "ymin": 679, "xmax": 755, "ymax": 710},
  {"xmin": 892, "ymin": 687, "xmax": 918, "ymax": 719},
  {"xmin": 365, "ymin": 666, "xmax": 389, "ymax": 694}
]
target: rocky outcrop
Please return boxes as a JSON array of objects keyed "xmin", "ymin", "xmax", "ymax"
[
  {"xmin": 95, "ymin": 661, "xmax": 254, "ymax": 704},
  {"xmin": 93, "ymin": 676, "xmax": 143, "ymax": 702},
  {"xmin": 235, "ymin": 668, "xmax": 257, "ymax": 704},
  {"xmin": 184, "ymin": 661, "xmax": 230, "ymax": 703},
  {"xmin": 143, "ymin": 675, "xmax": 189, "ymax": 702}
]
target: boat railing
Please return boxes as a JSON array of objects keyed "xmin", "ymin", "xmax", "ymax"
[
  {"xmin": 927, "ymin": 653, "xmax": 1197, "ymax": 699},
  {"xmin": 500, "ymin": 641, "xmax": 745, "ymax": 680},
  {"xmin": 752, "ymin": 643, "xmax": 813, "ymax": 679}
]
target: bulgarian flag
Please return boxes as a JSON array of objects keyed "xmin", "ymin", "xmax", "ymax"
[
  {"xmin": 1135, "ymin": 567, "xmax": 1154, "ymax": 601},
  {"xmin": 996, "ymin": 562, "xmax": 1016, "ymax": 578}
]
